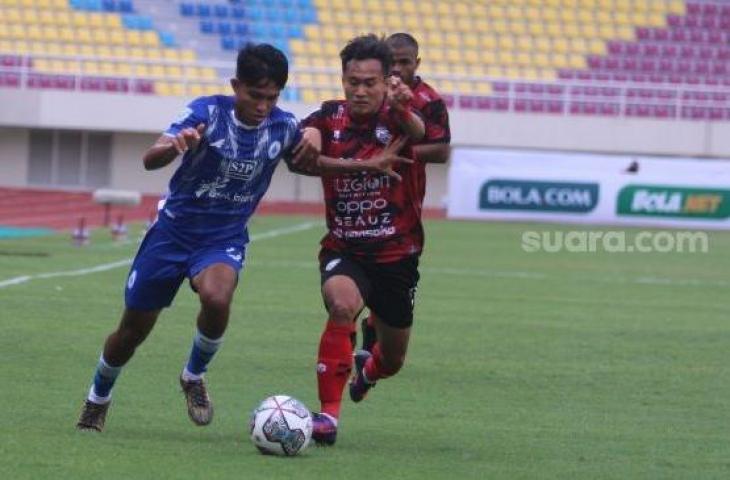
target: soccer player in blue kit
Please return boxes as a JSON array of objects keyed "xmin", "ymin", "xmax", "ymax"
[{"xmin": 76, "ymin": 44, "xmax": 315, "ymax": 432}]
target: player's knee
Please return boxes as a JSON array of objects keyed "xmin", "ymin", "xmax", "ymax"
[
  {"xmin": 115, "ymin": 324, "xmax": 148, "ymax": 347},
  {"xmin": 380, "ymin": 352, "xmax": 406, "ymax": 376},
  {"xmin": 198, "ymin": 287, "xmax": 232, "ymax": 315},
  {"xmin": 327, "ymin": 299, "xmax": 360, "ymax": 324}
]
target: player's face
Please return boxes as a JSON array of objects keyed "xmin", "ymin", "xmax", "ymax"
[
  {"xmin": 230, "ymin": 78, "xmax": 281, "ymax": 126},
  {"xmin": 342, "ymin": 59, "xmax": 387, "ymax": 118},
  {"xmin": 389, "ymin": 46, "xmax": 420, "ymax": 86}
]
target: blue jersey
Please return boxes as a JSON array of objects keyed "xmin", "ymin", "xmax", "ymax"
[{"xmin": 157, "ymin": 95, "xmax": 300, "ymax": 245}]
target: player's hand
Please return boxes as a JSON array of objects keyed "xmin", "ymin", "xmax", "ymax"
[
  {"xmin": 170, "ymin": 123, "xmax": 206, "ymax": 154},
  {"xmin": 364, "ymin": 136, "xmax": 413, "ymax": 181},
  {"xmin": 290, "ymin": 127, "xmax": 321, "ymax": 173},
  {"xmin": 386, "ymin": 76, "xmax": 413, "ymax": 113}
]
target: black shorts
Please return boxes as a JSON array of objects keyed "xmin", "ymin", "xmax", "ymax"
[{"xmin": 319, "ymin": 249, "xmax": 420, "ymax": 329}]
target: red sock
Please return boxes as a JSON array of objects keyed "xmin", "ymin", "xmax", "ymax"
[
  {"xmin": 317, "ymin": 320, "xmax": 353, "ymax": 419},
  {"xmin": 364, "ymin": 343, "xmax": 400, "ymax": 382}
]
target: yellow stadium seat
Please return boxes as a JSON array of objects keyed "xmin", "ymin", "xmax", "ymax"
[
  {"xmin": 498, "ymin": 51, "xmax": 515, "ymax": 65},
  {"xmin": 205, "ymin": 84, "xmax": 224, "ymax": 96},
  {"xmin": 616, "ymin": 26, "xmax": 634, "ymax": 40},
  {"xmin": 534, "ymin": 37, "xmax": 553, "ymax": 52},
  {"xmin": 518, "ymin": 51, "xmax": 533, "ymax": 66},
  {"xmin": 22, "ymin": 9, "xmax": 38, "ymax": 24},
  {"xmin": 189, "ymin": 84, "xmax": 206, "ymax": 97},
  {"xmin": 516, "ymin": 36, "xmax": 532, "ymax": 51},
  {"xmin": 100, "ymin": 62, "xmax": 116, "ymax": 76},
  {"xmin": 34, "ymin": 58, "xmax": 50, "ymax": 72},
  {"xmin": 498, "ymin": 36, "xmax": 514, "ymax": 50},
  {"xmin": 577, "ymin": 9, "xmax": 593, "ymax": 23},
  {"xmin": 475, "ymin": 83, "xmax": 492, "ymax": 96},
  {"xmin": 41, "ymin": 26, "xmax": 57, "ymax": 42},
  {"xmin": 9, "ymin": 24, "xmax": 24, "ymax": 40},
  {"xmin": 580, "ymin": 23, "xmax": 598, "ymax": 38},
  {"xmin": 456, "ymin": 81, "xmax": 473, "ymax": 94},
  {"xmin": 546, "ymin": 23, "xmax": 561, "ymax": 37},
  {"xmin": 301, "ymin": 88, "xmax": 318, "ymax": 104},
  {"xmin": 322, "ymin": 42, "xmax": 338, "ymax": 56},
  {"xmin": 93, "ymin": 29, "xmax": 109, "ymax": 44},
  {"xmin": 72, "ymin": 12, "xmax": 88, "ymax": 28},
  {"xmin": 427, "ymin": 49, "xmax": 444, "ymax": 63},
  {"xmin": 39, "ymin": 11, "xmax": 54, "ymax": 25},
  {"xmin": 166, "ymin": 65, "xmax": 183, "ymax": 78},
  {"xmin": 180, "ymin": 49, "xmax": 196, "ymax": 62},
  {"xmin": 401, "ymin": 0, "xmax": 417, "ymax": 13},
  {"xmin": 104, "ymin": 14, "xmax": 121, "ymax": 28},
  {"xmin": 454, "ymin": 2, "xmax": 469, "ymax": 17},
  {"xmin": 128, "ymin": 47, "xmax": 145, "ymax": 59},
  {"xmin": 552, "ymin": 38, "xmax": 569, "ymax": 54},
  {"xmin": 422, "ymin": 16, "xmax": 437, "ymax": 30},
  {"xmin": 528, "ymin": 22, "xmax": 544, "ymax": 36},
  {"xmin": 569, "ymin": 54, "xmax": 586, "ymax": 69},
  {"xmin": 542, "ymin": 8, "xmax": 558, "ymax": 22},
  {"xmin": 96, "ymin": 46, "xmax": 112, "ymax": 58},
  {"xmin": 333, "ymin": 11, "xmax": 350, "ymax": 26},
  {"xmin": 510, "ymin": 22, "xmax": 527, "ymax": 35},
  {"xmin": 25, "ymin": 25, "xmax": 43, "ymax": 40},
  {"xmin": 162, "ymin": 49, "xmax": 180, "ymax": 62},
  {"xmin": 143, "ymin": 31, "xmax": 159, "ymax": 47},
  {"xmin": 150, "ymin": 64, "xmax": 165, "ymax": 78},
  {"xmin": 313, "ymin": 0, "xmax": 328, "ymax": 8},
  {"xmin": 646, "ymin": 13, "xmax": 666, "ymax": 27},
  {"xmin": 125, "ymin": 31, "xmax": 141, "ymax": 46},
  {"xmin": 116, "ymin": 62, "xmax": 132, "ymax": 76},
  {"xmin": 564, "ymin": 23, "xmax": 580, "ymax": 38},
  {"xmin": 463, "ymin": 34, "xmax": 478, "ymax": 49},
  {"xmin": 468, "ymin": 64, "xmax": 486, "ymax": 76},
  {"xmin": 290, "ymin": 40, "xmax": 306, "ymax": 55},
  {"xmin": 480, "ymin": 35, "xmax": 497, "ymax": 49},
  {"xmin": 521, "ymin": 68, "xmax": 539, "ymax": 80},
  {"xmin": 89, "ymin": 14, "xmax": 104, "ymax": 28},
  {"xmin": 79, "ymin": 45, "xmax": 94, "ymax": 57},
  {"xmin": 551, "ymin": 53, "xmax": 568, "ymax": 68},
  {"xmin": 614, "ymin": 12, "xmax": 630, "ymax": 25},
  {"xmin": 463, "ymin": 49, "xmax": 479, "ymax": 65},
  {"xmin": 62, "ymin": 44, "xmax": 79, "ymax": 56},
  {"xmin": 351, "ymin": 13, "xmax": 368, "ymax": 28},
  {"xmin": 13, "ymin": 40, "xmax": 29, "ymax": 55},
  {"xmin": 424, "ymin": 32, "xmax": 443, "ymax": 48},
  {"xmin": 133, "ymin": 63, "xmax": 150, "ymax": 77},
  {"xmin": 445, "ymin": 49, "xmax": 461, "ymax": 63},
  {"xmin": 599, "ymin": 24, "xmax": 615, "ymax": 38},
  {"xmin": 58, "ymin": 27, "xmax": 73, "ymax": 42},
  {"xmin": 55, "ymin": 11, "xmax": 70, "ymax": 25},
  {"xmin": 82, "ymin": 61, "xmax": 100, "ymax": 75},
  {"xmin": 668, "ymin": 0, "xmax": 684, "ymax": 14},
  {"xmin": 614, "ymin": 0, "xmax": 630, "ymax": 11},
  {"xmin": 6, "ymin": 9, "xmax": 21, "ymax": 24},
  {"xmin": 155, "ymin": 81, "xmax": 172, "ymax": 96},
  {"xmin": 534, "ymin": 52, "xmax": 550, "ymax": 68},
  {"xmin": 76, "ymin": 29, "xmax": 92, "ymax": 44},
  {"xmin": 109, "ymin": 30, "xmax": 124, "ymax": 45},
  {"xmin": 0, "ymin": 41, "xmax": 12, "ymax": 53},
  {"xmin": 571, "ymin": 38, "xmax": 588, "ymax": 54}
]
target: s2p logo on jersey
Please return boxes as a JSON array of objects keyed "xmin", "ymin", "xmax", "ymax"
[{"xmin": 227, "ymin": 160, "xmax": 257, "ymax": 180}]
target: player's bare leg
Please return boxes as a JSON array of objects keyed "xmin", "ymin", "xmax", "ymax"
[
  {"xmin": 77, "ymin": 309, "xmax": 161, "ymax": 432},
  {"xmin": 350, "ymin": 312, "xmax": 411, "ymax": 402},
  {"xmin": 312, "ymin": 275, "xmax": 364, "ymax": 445},
  {"xmin": 180, "ymin": 263, "xmax": 237, "ymax": 426}
]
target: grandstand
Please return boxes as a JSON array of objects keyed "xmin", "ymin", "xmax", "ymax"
[{"xmin": 1, "ymin": 0, "xmax": 730, "ymax": 118}]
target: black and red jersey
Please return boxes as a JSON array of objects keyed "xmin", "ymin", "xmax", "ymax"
[
  {"xmin": 301, "ymin": 100, "xmax": 425, "ymax": 263},
  {"xmin": 410, "ymin": 76, "xmax": 451, "ymax": 146}
]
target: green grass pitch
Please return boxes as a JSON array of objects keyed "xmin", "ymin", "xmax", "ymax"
[{"xmin": 1, "ymin": 216, "xmax": 728, "ymax": 479}]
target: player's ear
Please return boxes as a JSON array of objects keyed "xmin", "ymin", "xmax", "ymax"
[
  {"xmin": 415, "ymin": 57, "xmax": 421, "ymax": 69},
  {"xmin": 230, "ymin": 77, "xmax": 240, "ymax": 93}
]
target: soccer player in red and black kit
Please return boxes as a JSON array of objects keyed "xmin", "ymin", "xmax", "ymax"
[
  {"xmin": 359, "ymin": 32, "xmax": 452, "ymax": 354},
  {"xmin": 294, "ymin": 34, "xmax": 430, "ymax": 445}
]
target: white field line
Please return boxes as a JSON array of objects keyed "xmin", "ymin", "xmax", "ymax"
[{"xmin": 0, "ymin": 222, "xmax": 321, "ymax": 289}]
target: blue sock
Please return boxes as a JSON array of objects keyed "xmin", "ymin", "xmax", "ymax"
[
  {"xmin": 184, "ymin": 330, "xmax": 223, "ymax": 377},
  {"xmin": 88, "ymin": 355, "xmax": 122, "ymax": 403}
]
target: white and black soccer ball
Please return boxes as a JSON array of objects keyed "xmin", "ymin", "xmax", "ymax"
[{"xmin": 249, "ymin": 395, "xmax": 313, "ymax": 456}]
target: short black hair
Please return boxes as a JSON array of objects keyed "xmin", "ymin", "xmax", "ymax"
[
  {"xmin": 236, "ymin": 43, "xmax": 288, "ymax": 89},
  {"xmin": 387, "ymin": 32, "xmax": 419, "ymax": 55},
  {"xmin": 340, "ymin": 34, "xmax": 392, "ymax": 75}
]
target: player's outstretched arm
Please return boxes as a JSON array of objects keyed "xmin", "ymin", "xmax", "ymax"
[
  {"xmin": 143, "ymin": 123, "xmax": 206, "ymax": 170},
  {"xmin": 286, "ymin": 127, "xmax": 322, "ymax": 176},
  {"xmin": 387, "ymin": 77, "xmax": 425, "ymax": 142},
  {"xmin": 413, "ymin": 143, "xmax": 451, "ymax": 164},
  {"xmin": 316, "ymin": 136, "xmax": 413, "ymax": 181}
]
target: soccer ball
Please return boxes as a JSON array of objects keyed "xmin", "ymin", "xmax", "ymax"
[{"xmin": 249, "ymin": 395, "xmax": 313, "ymax": 456}]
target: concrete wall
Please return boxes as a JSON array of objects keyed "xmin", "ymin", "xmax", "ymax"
[{"xmin": 0, "ymin": 128, "xmax": 29, "ymax": 186}]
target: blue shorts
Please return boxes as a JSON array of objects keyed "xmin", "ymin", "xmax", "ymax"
[{"xmin": 124, "ymin": 223, "xmax": 247, "ymax": 311}]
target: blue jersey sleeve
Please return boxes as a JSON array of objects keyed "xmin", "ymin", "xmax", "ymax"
[{"xmin": 164, "ymin": 96, "xmax": 211, "ymax": 137}]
